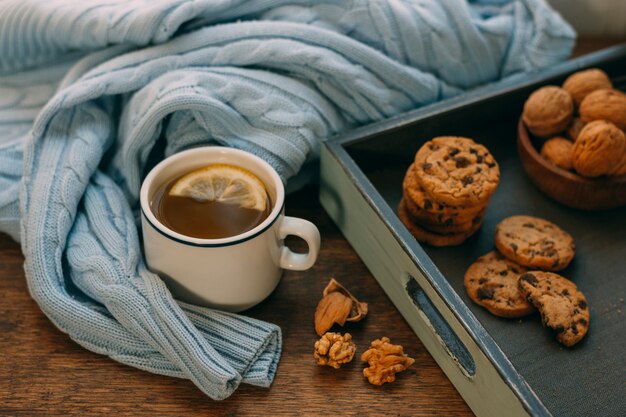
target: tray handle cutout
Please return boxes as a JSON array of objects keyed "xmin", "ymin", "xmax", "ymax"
[{"xmin": 405, "ymin": 275, "xmax": 476, "ymax": 377}]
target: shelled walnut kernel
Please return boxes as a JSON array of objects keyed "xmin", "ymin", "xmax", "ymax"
[
  {"xmin": 314, "ymin": 332, "xmax": 356, "ymax": 369},
  {"xmin": 361, "ymin": 337, "xmax": 415, "ymax": 386}
]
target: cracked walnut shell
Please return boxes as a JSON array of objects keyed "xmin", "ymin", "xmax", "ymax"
[
  {"xmin": 522, "ymin": 86, "xmax": 574, "ymax": 138},
  {"xmin": 314, "ymin": 278, "xmax": 368, "ymax": 336},
  {"xmin": 314, "ymin": 332, "xmax": 356, "ymax": 369},
  {"xmin": 361, "ymin": 337, "xmax": 415, "ymax": 386}
]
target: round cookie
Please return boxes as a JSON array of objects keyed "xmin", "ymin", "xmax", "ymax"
[
  {"xmin": 397, "ymin": 199, "xmax": 481, "ymax": 247},
  {"xmin": 495, "ymin": 215, "xmax": 575, "ymax": 271},
  {"xmin": 413, "ymin": 137, "xmax": 500, "ymax": 206},
  {"xmin": 522, "ymin": 86, "xmax": 574, "ymax": 138},
  {"xmin": 403, "ymin": 188, "xmax": 485, "ymax": 232},
  {"xmin": 404, "ymin": 195, "xmax": 484, "ymax": 234},
  {"xmin": 403, "ymin": 164, "xmax": 486, "ymax": 220},
  {"xmin": 464, "ymin": 251, "xmax": 534, "ymax": 318},
  {"xmin": 518, "ymin": 271, "xmax": 590, "ymax": 347}
]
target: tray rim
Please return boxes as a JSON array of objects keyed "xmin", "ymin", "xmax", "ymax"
[{"xmin": 322, "ymin": 43, "xmax": 626, "ymax": 417}]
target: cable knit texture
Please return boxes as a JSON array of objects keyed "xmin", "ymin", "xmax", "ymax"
[{"xmin": 0, "ymin": 0, "xmax": 574, "ymax": 400}]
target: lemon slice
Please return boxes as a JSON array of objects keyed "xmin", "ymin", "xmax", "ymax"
[{"xmin": 169, "ymin": 164, "xmax": 267, "ymax": 211}]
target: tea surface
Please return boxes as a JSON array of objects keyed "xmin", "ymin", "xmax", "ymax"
[{"xmin": 152, "ymin": 169, "xmax": 271, "ymax": 239}]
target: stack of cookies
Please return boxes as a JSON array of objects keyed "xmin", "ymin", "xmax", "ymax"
[
  {"xmin": 464, "ymin": 215, "xmax": 590, "ymax": 347},
  {"xmin": 398, "ymin": 136, "xmax": 500, "ymax": 247}
]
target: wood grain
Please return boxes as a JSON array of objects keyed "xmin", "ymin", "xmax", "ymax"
[{"xmin": 0, "ymin": 186, "xmax": 473, "ymax": 417}]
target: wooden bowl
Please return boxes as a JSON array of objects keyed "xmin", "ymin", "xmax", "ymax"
[{"xmin": 517, "ymin": 118, "xmax": 626, "ymax": 210}]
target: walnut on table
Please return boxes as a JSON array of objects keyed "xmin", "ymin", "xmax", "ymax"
[
  {"xmin": 361, "ymin": 337, "xmax": 415, "ymax": 386},
  {"xmin": 314, "ymin": 332, "xmax": 356, "ymax": 369},
  {"xmin": 314, "ymin": 278, "xmax": 368, "ymax": 336}
]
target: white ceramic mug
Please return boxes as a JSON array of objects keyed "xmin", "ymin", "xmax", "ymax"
[{"xmin": 140, "ymin": 146, "xmax": 321, "ymax": 312}]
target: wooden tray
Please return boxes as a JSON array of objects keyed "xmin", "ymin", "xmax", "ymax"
[{"xmin": 320, "ymin": 45, "xmax": 626, "ymax": 417}]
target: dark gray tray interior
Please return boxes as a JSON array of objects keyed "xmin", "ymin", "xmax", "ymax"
[{"xmin": 344, "ymin": 57, "xmax": 626, "ymax": 417}]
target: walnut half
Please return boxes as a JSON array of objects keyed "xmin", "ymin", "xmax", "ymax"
[
  {"xmin": 361, "ymin": 337, "xmax": 415, "ymax": 385},
  {"xmin": 314, "ymin": 332, "xmax": 356, "ymax": 369},
  {"xmin": 314, "ymin": 278, "xmax": 368, "ymax": 336}
]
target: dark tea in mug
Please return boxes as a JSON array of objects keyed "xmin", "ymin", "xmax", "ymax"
[{"xmin": 151, "ymin": 164, "xmax": 272, "ymax": 239}]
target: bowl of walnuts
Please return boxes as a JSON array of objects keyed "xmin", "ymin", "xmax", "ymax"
[{"xmin": 518, "ymin": 68, "xmax": 626, "ymax": 210}]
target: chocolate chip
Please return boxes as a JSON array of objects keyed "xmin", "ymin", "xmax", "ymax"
[
  {"xmin": 523, "ymin": 223, "xmax": 534, "ymax": 228},
  {"xmin": 561, "ymin": 289, "xmax": 570, "ymax": 297},
  {"xmin": 578, "ymin": 300, "xmax": 587, "ymax": 309},
  {"xmin": 477, "ymin": 287, "xmax": 494, "ymax": 300},
  {"xmin": 462, "ymin": 175, "xmax": 474, "ymax": 186},
  {"xmin": 499, "ymin": 270, "xmax": 508, "ymax": 276},
  {"xmin": 578, "ymin": 318, "xmax": 587, "ymax": 326},
  {"xmin": 571, "ymin": 324, "xmax": 578, "ymax": 335},
  {"xmin": 519, "ymin": 272, "xmax": 537, "ymax": 286},
  {"xmin": 510, "ymin": 243, "xmax": 518, "ymax": 253},
  {"xmin": 479, "ymin": 277, "xmax": 488, "ymax": 284},
  {"xmin": 454, "ymin": 156, "xmax": 470, "ymax": 168},
  {"xmin": 475, "ymin": 167, "xmax": 482, "ymax": 173},
  {"xmin": 422, "ymin": 163, "xmax": 432, "ymax": 171},
  {"xmin": 476, "ymin": 155, "xmax": 484, "ymax": 163},
  {"xmin": 554, "ymin": 325, "xmax": 565, "ymax": 334},
  {"xmin": 469, "ymin": 147, "xmax": 478, "ymax": 154},
  {"xmin": 443, "ymin": 218, "xmax": 453, "ymax": 226},
  {"xmin": 487, "ymin": 161, "xmax": 496, "ymax": 168},
  {"xmin": 449, "ymin": 147, "xmax": 460, "ymax": 156},
  {"xmin": 424, "ymin": 199, "xmax": 433, "ymax": 210}
]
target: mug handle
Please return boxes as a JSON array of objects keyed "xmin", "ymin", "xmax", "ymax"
[{"xmin": 277, "ymin": 216, "xmax": 321, "ymax": 271}]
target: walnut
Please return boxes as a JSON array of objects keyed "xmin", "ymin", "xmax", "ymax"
[
  {"xmin": 314, "ymin": 278, "xmax": 368, "ymax": 336},
  {"xmin": 541, "ymin": 137, "xmax": 574, "ymax": 171},
  {"xmin": 522, "ymin": 86, "xmax": 574, "ymax": 138},
  {"xmin": 572, "ymin": 120, "xmax": 626, "ymax": 177},
  {"xmin": 562, "ymin": 68, "xmax": 612, "ymax": 107},
  {"xmin": 566, "ymin": 117, "xmax": 584, "ymax": 142},
  {"xmin": 361, "ymin": 337, "xmax": 415, "ymax": 386},
  {"xmin": 579, "ymin": 89, "xmax": 626, "ymax": 131},
  {"xmin": 314, "ymin": 332, "xmax": 356, "ymax": 368},
  {"xmin": 611, "ymin": 153, "xmax": 626, "ymax": 177}
]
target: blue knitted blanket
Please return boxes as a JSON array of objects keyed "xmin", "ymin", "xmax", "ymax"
[{"xmin": 0, "ymin": 0, "xmax": 574, "ymax": 400}]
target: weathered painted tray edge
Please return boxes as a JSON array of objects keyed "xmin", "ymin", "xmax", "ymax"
[{"xmin": 319, "ymin": 45, "xmax": 626, "ymax": 417}]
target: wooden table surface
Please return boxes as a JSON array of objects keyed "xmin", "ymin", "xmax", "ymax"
[
  {"xmin": 0, "ymin": 186, "xmax": 472, "ymax": 417},
  {"xmin": 1, "ymin": 39, "xmax": 622, "ymax": 417}
]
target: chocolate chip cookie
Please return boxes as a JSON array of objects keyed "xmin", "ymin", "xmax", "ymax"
[
  {"xmin": 403, "ymin": 165, "xmax": 486, "ymax": 221},
  {"xmin": 413, "ymin": 137, "xmax": 500, "ymax": 206},
  {"xmin": 495, "ymin": 215, "xmax": 575, "ymax": 271},
  {"xmin": 398, "ymin": 199, "xmax": 480, "ymax": 247},
  {"xmin": 403, "ymin": 188, "xmax": 484, "ymax": 233},
  {"xmin": 464, "ymin": 251, "xmax": 534, "ymax": 318},
  {"xmin": 518, "ymin": 272, "xmax": 590, "ymax": 347}
]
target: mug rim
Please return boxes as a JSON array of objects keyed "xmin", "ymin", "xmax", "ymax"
[{"xmin": 140, "ymin": 146, "xmax": 285, "ymax": 247}]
